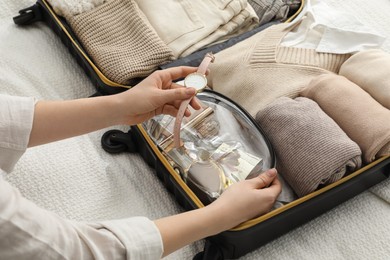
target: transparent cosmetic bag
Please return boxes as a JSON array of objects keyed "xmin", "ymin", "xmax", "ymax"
[{"xmin": 142, "ymin": 90, "xmax": 275, "ymax": 205}]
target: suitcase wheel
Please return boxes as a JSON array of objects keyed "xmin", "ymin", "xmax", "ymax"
[{"xmin": 101, "ymin": 129, "xmax": 137, "ymax": 154}]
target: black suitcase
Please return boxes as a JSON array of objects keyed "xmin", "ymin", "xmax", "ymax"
[{"xmin": 13, "ymin": 1, "xmax": 390, "ymax": 259}]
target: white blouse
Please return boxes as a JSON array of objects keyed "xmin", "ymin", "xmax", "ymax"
[
  {"xmin": 0, "ymin": 94, "xmax": 163, "ymax": 260},
  {"xmin": 281, "ymin": 0, "xmax": 385, "ymax": 54}
]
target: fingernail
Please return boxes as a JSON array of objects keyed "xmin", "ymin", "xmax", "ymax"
[{"xmin": 266, "ymin": 168, "xmax": 277, "ymax": 177}]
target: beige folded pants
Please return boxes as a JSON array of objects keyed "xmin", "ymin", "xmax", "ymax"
[{"xmin": 134, "ymin": 0, "xmax": 260, "ymax": 57}]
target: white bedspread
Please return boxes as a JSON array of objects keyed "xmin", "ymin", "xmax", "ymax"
[{"xmin": 1, "ymin": 0, "xmax": 390, "ymax": 259}]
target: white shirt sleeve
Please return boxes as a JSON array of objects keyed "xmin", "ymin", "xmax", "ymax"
[
  {"xmin": 0, "ymin": 94, "xmax": 35, "ymax": 173},
  {"xmin": 0, "ymin": 94, "xmax": 164, "ymax": 260}
]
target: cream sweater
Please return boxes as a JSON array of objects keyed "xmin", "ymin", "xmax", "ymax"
[{"xmin": 208, "ymin": 22, "xmax": 351, "ymax": 116}]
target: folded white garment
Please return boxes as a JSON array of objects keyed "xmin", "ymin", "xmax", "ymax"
[
  {"xmin": 281, "ymin": 0, "xmax": 386, "ymax": 54},
  {"xmin": 134, "ymin": 0, "xmax": 259, "ymax": 57},
  {"xmin": 46, "ymin": 0, "xmax": 105, "ymax": 17}
]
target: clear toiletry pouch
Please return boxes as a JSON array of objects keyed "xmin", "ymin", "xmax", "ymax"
[{"xmin": 143, "ymin": 90, "xmax": 275, "ymax": 204}]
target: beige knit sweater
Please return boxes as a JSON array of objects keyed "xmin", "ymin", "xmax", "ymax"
[
  {"xmin": 68, "ymin": 0, "xmax": 174, "ymax": 85},
  {"xmin": 208, "ymin": 22, "xmax": 352, "ymax": 116}
]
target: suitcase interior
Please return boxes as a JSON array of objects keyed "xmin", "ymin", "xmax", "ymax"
[
  {"xmin": 13, "ymin": 1, "xmax": 390, "ymax": 259},
  {"xmin": 133, "ymin": 121, "xmax": 390, "ymax": 259}
]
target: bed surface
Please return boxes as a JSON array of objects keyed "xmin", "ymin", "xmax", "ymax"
[{"xmin": 1, "ymin": 0, "xmax": 390, "ymax": 259}]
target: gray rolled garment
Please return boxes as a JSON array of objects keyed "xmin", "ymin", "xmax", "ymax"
[{"xmin": 256, "ymin": 97, "xmax": 362, "ymax": 197}]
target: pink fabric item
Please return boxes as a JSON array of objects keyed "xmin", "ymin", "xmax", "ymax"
[
  {"xmin": 301, "ymin": 74, "xmax": 390, "ymax": 163},
  {"xmin": 339, "ymin": 49, "xmax": 390, "ymax": 109}
]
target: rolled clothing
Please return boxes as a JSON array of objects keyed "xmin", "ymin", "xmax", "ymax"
[
  {"xmin": 256, "ymin": 97, "xmax": 362, "ymax": 197},
  {"xmin": 67, "ymin": 0, "xmax": 174, "ymax": 85},
  {"xmin": 301, "ymin": 74, "xmax": 390, "ymax": 163},
  {"xmin": 339, "ymin": 49, "xmax": 390, "ymax": 109}
]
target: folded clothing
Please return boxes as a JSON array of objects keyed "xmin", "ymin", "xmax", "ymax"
[
  {"xmin": 256, "ymin": 97, "xmax": 362, "ymax": 197},
  {"xmin": 301, "ymin": 74, "xmax": 390, "ymax": 163},
  {"xmin": 207, "ymin": 23, "xmax": 351, "ymax": 117},
  {"xmin": 134, "ymin": 0, "xmax": 259, "ymax": 58},
  {"xmin": 46, "ymin": 0, "xmax": 105, "ymax": 17},
  {"xmin": 248, "ymin": 0, "xmax": 291, "ymax": 24},
  {"xmin": 67, "ymin": 0, "xmax": 174, "ymax": 85},
  {"xmin": 339, "ymin": 49, "xmax": 390, "ymax": 109},
  {"xmin": 281, "ymin": 0, "xmax": 385, "ymax": 54}
]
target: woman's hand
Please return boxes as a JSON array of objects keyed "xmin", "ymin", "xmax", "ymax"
[
  {"xmin": 114, "ymin": 66, "xmax": 202, "ymax": 125},
  {"xmin": 208, "ymin": 168, "xmax": 281, "ymax": 228},
  {"xmin": 29, "ymin": 66, "xmax": 202, "ymax": 147},
  {"xmin": 155, "ymin": 168, "xmax": 281, "ymax": 257}
]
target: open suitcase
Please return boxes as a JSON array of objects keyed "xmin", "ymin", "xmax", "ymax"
[{"xmin": 13, "ymin": 1, "xmax": 390, "ymax": 259}]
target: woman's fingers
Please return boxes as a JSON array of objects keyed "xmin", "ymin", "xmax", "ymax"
[
  {"xmin": 189, "ymin": 96, "xmax": 202, "ymax": 110},
  {"xmin": 158, "ymin": 66, "xmax": 198, "ymax": 87},
  {"xmin": 252, "ymin": 168, "xmax": 278, "ymax": 189}
]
